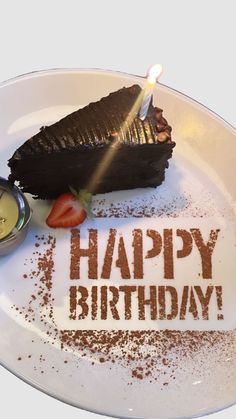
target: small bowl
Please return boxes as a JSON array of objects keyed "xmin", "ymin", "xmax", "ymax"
[{"xmin": 0, "ymin": 177, "xmax": 31, "ymax": 256}]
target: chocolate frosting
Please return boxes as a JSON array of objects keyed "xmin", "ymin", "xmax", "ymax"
[{"xmin": 8, "ymin": 84, "xmax": 175, "ymax": 198}]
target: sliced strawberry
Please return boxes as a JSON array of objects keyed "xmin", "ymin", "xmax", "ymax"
[{"xmin": 46, "ymin": 192, "xmax": 87, "ymax": 228}]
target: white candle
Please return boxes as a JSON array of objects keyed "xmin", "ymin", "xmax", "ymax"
[{"xmin": 139, "ymin": 64, "xmax": 163, "ymax": 121}]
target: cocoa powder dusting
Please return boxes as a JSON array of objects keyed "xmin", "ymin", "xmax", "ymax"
[
  {"xmin": 59, "ymin": 329, "xmax": 236, "ymax": 383},
  {"xmin": 11, "ymin": 226, "xmax": 236, "ymax": 385},
  {"xmin": 12, "ymin": 235, "xmax": 58, "ymax": 357}
]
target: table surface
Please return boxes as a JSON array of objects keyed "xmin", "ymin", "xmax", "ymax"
[{"xmin": 0, "ymin": 1, "xmax": 235, "ymax": 418}]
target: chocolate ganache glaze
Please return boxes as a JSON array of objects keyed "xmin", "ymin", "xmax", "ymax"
[{"xmin": 8, "ymin": 85, "xmax": 175, "ymax": 199}]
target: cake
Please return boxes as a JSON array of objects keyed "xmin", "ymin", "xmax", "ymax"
[{"xmin": 8, "ymin": 84, "xmax": 175, "ymax": 199}]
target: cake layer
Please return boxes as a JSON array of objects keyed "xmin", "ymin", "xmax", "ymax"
[
  {"xmin": 9, "ymin": 143, "xmax": 174, "ymax": 199},
  {"xmin": 8, "ymin": 84, "xmax": 175, "ymax": 198}
]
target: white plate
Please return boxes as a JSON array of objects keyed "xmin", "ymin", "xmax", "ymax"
[{"xmin": 0, "ymin": 69, "xmax": 236, "ymax": 419}]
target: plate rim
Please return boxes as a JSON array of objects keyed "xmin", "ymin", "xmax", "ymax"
[
  {"xmin": 0, "ymin": 67, "xmax": 235, "ymax": 133},
  {"xmin": 1, "ymin": 356, "xmax": 236, "ymax": 419}
]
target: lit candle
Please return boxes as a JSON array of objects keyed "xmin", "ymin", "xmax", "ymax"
[
  {"xmin": 0, "ymin": 189, "xmax": 19, "ymax": 239},
  {"xmin": 139, "ymin": 64, "xmax": 163, "ymax": 121}
]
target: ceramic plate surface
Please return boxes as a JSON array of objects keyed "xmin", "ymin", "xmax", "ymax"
[{"xmin": 0, "ymin": 69, "xmax": 236, "ymax": 419}]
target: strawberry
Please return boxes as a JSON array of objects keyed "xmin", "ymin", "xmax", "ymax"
[{"xmin": 46, "ymin": 189, "xmax": 93, "ymax": 228}]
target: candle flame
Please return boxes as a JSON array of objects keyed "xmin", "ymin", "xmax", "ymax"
[{"xmin": 147, "ymin": 64, "xmax": 163, "ymax": 85}]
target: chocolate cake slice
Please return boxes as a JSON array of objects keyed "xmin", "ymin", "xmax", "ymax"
[{"xmin": 8, "ymin": 84, "xmax": 175, "ymax": 199}]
